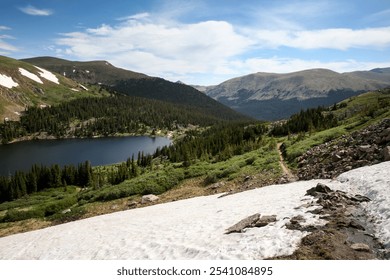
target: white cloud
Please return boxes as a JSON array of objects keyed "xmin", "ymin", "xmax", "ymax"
[
  {"xmin": 19, "ymin": 5, "xmax": 53, "ymax": 16},
  {"xmin": 54, "ymin": 11, "xmax": 390, "ymax": 85},
  {"xmin": 250, "ymin": 27, "xmax": 390, "ymax": 50},
  {"xmin": 0, "ymin": 28, "xmax": 18, "ymax": 53},
  {"xmin": 56, "ymin": 15, "xmax": 252, "ymax": 80}
]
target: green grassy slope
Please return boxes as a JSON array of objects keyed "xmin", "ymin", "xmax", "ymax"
[{"xmin": 0, "ymin": 55, "xmax": 108, "ymax": 121}]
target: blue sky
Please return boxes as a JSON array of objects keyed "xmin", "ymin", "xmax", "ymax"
[{"xmin": 1, "ymin": 0, "xmax": 390, "ymax": 85}]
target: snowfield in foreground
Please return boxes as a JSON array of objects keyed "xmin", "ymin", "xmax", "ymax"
[{"xmin": 0, "ymin": 162, "xmax": 389, "ymax": 260}]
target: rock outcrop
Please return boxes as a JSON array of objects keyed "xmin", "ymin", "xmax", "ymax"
[
  {"xmin": 280, "ymin": 183, "xmax": 387, "ymax": 259},
  {"xmin": 297, "ymin": 119, "xmax": 390, "ymax": 180}
]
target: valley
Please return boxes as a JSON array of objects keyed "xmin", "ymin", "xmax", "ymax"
[
  {"xmin": 0, "ymin": 54, "xmax": 390, "ymax": 260},
  {"xmin": 198, "ymin": 68, "xmax": 390, "ymax": 120}
]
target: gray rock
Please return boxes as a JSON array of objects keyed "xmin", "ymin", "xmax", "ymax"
[
  {"xmin": 254, "ymin": 215, "xmax": 277, "ymax": 227},
  {"xmin": 141, "ymin": 194, "xmax": 159, "ymax": 204},
  {"xmin": 225, "ymin": 214, "xmax": 277, "ymax": 234},
  {"xmin": 225, "ymin": 213, "xmax": 260, "ymax": 234},
  {"xmin": 350, "ymin": 243, "xmax": 371, "ymax": 252},
  {"xmin": 382, "ymin": 146, "xmax": 390, "ymax": 161},
  {"xmin": 306, "ymin": 183, "xmax": 331, "ymax": 196}
]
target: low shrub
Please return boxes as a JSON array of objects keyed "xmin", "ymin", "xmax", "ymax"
[{"xmin": 2, "ymin": 208, "xmax": 45, "ymax": 222}]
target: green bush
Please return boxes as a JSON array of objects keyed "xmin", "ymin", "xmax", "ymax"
[
  {"xmin": 41, "ymin": 196, "xmax": 77, "ymax": 217},
  {"xmin": 2, "ymin": 208, "xmax": 45, "ymax": 222}
]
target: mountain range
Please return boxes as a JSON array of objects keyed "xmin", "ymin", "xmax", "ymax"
[
  {"xmin": 22, "ymin": 56, "xmax": 248, "ymax": 121},
  {"xmin": 196, "ymin": 68, "xmax": 390, "ymax": 120},
  {"xmin": 2, "ymin": 54, "xmax": 390, "ymax": 122},
  {"xmin": 1, "ymin": 56, "xmax": 247, "ymax": 122}
]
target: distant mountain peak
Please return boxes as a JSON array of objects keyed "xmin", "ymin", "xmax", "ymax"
[{"xmin": 202, "ymin": 67, "xmax": 390, "ymax": 120}]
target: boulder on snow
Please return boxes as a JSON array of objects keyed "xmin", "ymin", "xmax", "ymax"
[
  {"xmin": 382, "ymin": 146, "xmax": 390, "ymax": 161},
  {"xmin": 306, "ymin": 183, "xmax": 331, "ymax": 196},
  {"xmin": 225, "ymin": 213, "xmax": 277, "ymax": 234}
]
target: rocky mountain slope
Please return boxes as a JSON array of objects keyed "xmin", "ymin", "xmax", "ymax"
[
  {"xmin": 297, "ymin": 118, "xmax": 390, "ymax": 179},
  {"xmin": 203, "ymin": 68, "xmax": 390, "ymax": 120},
  {"xmin": 22, "ymin": 57, "xmax": 149, "ymax": 85},
  {"xmin": 0, "ymin": 56, "xmax": 104, "ymax": 121}
]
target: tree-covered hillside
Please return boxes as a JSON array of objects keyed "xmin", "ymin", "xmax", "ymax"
[{"xmin": 0, "ymin": 94, "xmax": 246, "ymax": 143}]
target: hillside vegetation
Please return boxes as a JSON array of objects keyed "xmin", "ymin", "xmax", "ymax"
[
  {"xmin": 22, "ymin": 56, "xmax": 248, "ymax": 121},
  {"xmin": 0, "ymin": 56, "xmax": 107, "ymax": 121},
  {"xmin": 0, "ymin": 89, "xmax": 389, "ymax": 237}
]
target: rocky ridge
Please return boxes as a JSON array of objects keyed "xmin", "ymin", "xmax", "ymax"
[{"xmin": 297, "ymin": 118, "xmax": 390, "ymax": 180}]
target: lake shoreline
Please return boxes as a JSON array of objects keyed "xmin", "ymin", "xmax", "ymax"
[
  {"xmin": 0, "ymin": 135, "xmax": 172, "ymax": 176},
  {"xmin": 2, "ymin": 130, "xmax": 174, "ymax": 146}
]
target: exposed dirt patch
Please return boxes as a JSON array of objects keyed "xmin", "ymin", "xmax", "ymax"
[{"xmin": 277, "ymin": 142, "xmax": 298, "ymax": 183}]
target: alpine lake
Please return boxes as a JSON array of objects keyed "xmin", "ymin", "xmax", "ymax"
[{"xmin": 0, "ymin": 136, "xmax": 172, "ymax": 176}]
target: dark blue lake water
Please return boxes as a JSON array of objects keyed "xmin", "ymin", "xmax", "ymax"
[{"xmin": 0, "ymin": 136, "xmax": 171, "ymax": 176}]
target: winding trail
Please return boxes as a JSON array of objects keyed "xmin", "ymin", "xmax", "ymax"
[{"xmin": 277, "ymin": 142, "xmax": 297, "ymax": 182}]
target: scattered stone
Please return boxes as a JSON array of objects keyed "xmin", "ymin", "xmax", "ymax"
[
  {"xmin": 350, "ymin": 243, "xmax": 371, "ymax": 252},
  {"xmin": 110, "ymin": 205, "xmax": 119, "ymax": 210},
  {"xmin": 128, "ymin": 201, "xmax": 138, "ymax": 208},
  {"xmin": 141, "ymin": 194, "xmax": 160, "ymax": 204},
  {"xmin": 351, "ymin": 194, "xmax": 371, "ymax": 203},
  {"xmin": 290, "ymin": 215, "xmax": 305, "ymax": 224},
  {"xmin": 306, "ymin": 183, "xmax": 331, "ymax": 196},
  {"xmin": 225, "ymin": 214, "xmax": 260, "ymax": 234},
  {"xmin": 208, "ymin": 182, "xmax": 224, "ymax": 190},
  {"xmin": 297, "ymin": 119, "xmax": 390, "ymax": 180},
  {"xmin": 349, "ymin": 220, "xmax": 365, "ymax": 231},
  {"xmin": 383, "ymin": 146, "xmax": 390, "ymax": 161},
  {"xmin": 254, "ymin": 215, "xmax": 277, "ymax": 227}
]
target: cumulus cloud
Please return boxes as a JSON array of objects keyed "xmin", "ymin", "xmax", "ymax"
[
  {"xmin": 54, "ymin": 11, "xmax": 390, "ymax": 84},
  {"xmin": 252, "ymin": 27, "xmax": 390, "ymax": 50},
  {"xmin": 56, "ymin": 15, "xmax": 252, "ymax": 79},
  {"xmin": 19, "ymin": 5, "xmax": 53, "ymax": 16}
]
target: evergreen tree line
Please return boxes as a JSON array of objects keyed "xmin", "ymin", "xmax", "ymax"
[
  {"xmin": 270, "ymin": 107, "xmax": 338, "ymax": 136},
  {"xmin": 0, "ymin": 150, "xmax": 155, "ymax": 203},
  {"xmin": 0, "ymin": 161, "xmax": 92, "ymax": 203},
  {"xmin": 0, "ymin": 121, "xmax": 265, "ymax": 203},
  {"xmin": 154, "ymin": 122, "xmax": 267, "ymax": 163},
  {"xmin": 0, "ymin": 95, "xmax": 229, "ymax": 143}
]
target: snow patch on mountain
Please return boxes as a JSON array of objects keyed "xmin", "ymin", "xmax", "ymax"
[
  {"xmin": 34, "ymin": 66, "xmax": 59, "ymax": 84},
  {"xmin": 0, "ymin": 74, "xmax": 18, "ymax": 88},
  {"xmin": 19, "ymin": 68, "xmax": 43, "ymax": 84},
  {"xmin": 0, "ymin": 162, "xmax": 388, "ymax": 260}
]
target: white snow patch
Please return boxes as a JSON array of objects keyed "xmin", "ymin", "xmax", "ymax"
[
  {"xmin": 34, "ymin": 66, "xmax": 59, "ymax": 84},
  {"xmin": 19, "ymin": 68, "xmax": 43, "ymax": 84},
  {"xmin": 0, "ymin": 74, "xmax": 18, "ymax": 88},
  {"xmin": 0, "ymin": 179, "xmax": 328, "ymax": 260},
  {"xmin": 78, "ymin": 84, "xmax": 88, "ymax": 91},
  {"xmin": 0, "ymin": 162, "xmax": 388, "ymax": 260},
  {"xmin": 335, "ymin": 161, "xmax": 390, "ymax": 248}
]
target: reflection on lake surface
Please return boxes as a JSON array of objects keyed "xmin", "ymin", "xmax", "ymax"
[{"xmin": 0, "ymin": 136, "xmax": 171, "ymax": 176}]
